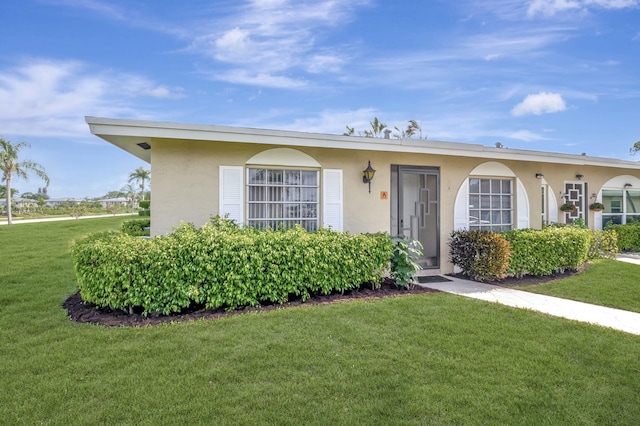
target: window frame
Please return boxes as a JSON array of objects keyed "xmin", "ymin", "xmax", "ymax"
[
  {"xmin": 601, "ymin": 187, "xmax": 640, "ymax": 225},
  {"xmin": 468, "ymin": 177, "xmax": 514, "ymax": 232},
  {"xmin": 246, "ymin": 167, "xmax": 320, "ymax": 231}
]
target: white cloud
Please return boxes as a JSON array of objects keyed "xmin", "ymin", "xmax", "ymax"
[
  {"xmin": 507, "ymin": 129, "xmax": 550, "ymax": 141},
  {"xmin": 527, "ymin": 0, "xmax": 639, "ymax": 17},
  {"xmin": 188, "ymin": 0, "xmax": 369, "ymax": 88},
  {"xmin": 511, "ymin": 92, "xmax": 567, "ymax": 116},
  {"xmin": 212, "ymin": 70, "xmax": 308, "ymax": 89},
  {"xmin": 0, "ymin": 59, "xmax": 183, "ymax": 137}
]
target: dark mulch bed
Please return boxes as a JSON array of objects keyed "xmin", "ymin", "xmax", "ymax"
[
  {"xmin": 63, "ymin": 269, "xmax": 583, "ymax": 327},
  {"xmin": 63, "ymin": 278, "xmax": 439, "ymax": 327},
  {"xmin": 449, "ymin": 266, "xmax": 583, "ymax": 287}
]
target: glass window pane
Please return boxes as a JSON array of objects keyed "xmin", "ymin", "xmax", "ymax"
[
  {"xmin": 502, "ymin": 180, "xmax": 511, "ymax": 193},
  {"xmin": 491, "ymin": 180, "xmax": 501, "ymax": 193},
  {"xmin": 268, "ymin": 170, "xmax": 283, "ymax": 185},
  {"xmin": 469, "ymin": 178, "xmax": 480, "ymax": 193},
  {"xmin": 491, "ymin": 195, "xmax": 501, "ymax": 209},
  {"xmin": 285, "ymin": 187, "xmax": 300, "ymax": 201},
  {"xmin": 302, "ymin": 203, "xmax": 317, "ymax": 218},
  {"xmin": 301, "ymin": 188, "xmax": 316, "ymax": 202},
  {"xmin": 469, "ymin": 210, "xmax": 479, "ymax": 224},
  {"xmin": 502, "ymin": 195, "xmax": 511, "ymax": 209},
  {"xmin": 249, "ymin": 169, "xmax": 266, "ymax": 185},
  {"xmin": 248, "ymin": 186, "xmax": 264, "ymax": 202},
  {"xmin": 626, "ymin": 190, "xmax": 640, "ymax": 214},
  {"xmin": 492, "ymin": 211, "xmax": 502, "ymax": 224},
  {"xmin": 285, "ymin": 170, "xmax": 300, "ymax": 185},
  {"xmin": 502, "ymin": 211, "xmax": 511, "ymax": 224},
  {"xmin": 469, "ymin": 195, "xmax": 479, "ymax": 208},
  {"xmin": 480, "ymin": 195, "xmax": 490, "ymax": 208},
  {"xmin": 480, "ymin": 179, "xmax": 490, "ymax": 193},
  {"xmin": 480, "ymin": 210, "xmax": 491, "ymax": 223},
  {"xmin": 301, "ymin": 171, "xmax": 318, "ymax": 186},
  {"xmin": 602, "ymin": 214, "xmax": 621, "ymax": 225}
]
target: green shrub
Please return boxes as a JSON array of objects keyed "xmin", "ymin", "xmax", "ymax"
[
  {"xmin": 71, "ymin": 218, "xmax": 394, "ymax": 315},
  {"xmin": 138, "ymin": 200, "xmax": 151, "ymax": 209},
  {"xmin": 389, "ymin": 236, "xmax": 423, "ymax": 288},
  {"xmin": 138, "ymin": 210, "xmax": 151, "ymax": 217},
  {"xmin": 121, "ymin": 219, "xmax": 151, "ymax": 236},
  {"xmin": 503, "ymin": 227, "xmax": 592, "ymax": 277},
  {"xmin": 604, "ymin": 222, "xmax": 640, "ymax": 251},
  {"xmin": 449, "ymin": 231, "xmax": 510, "ymax": 281},
  {"xmin": 588, "ymin": 229, "xmax": 618, "ymax": 260}
]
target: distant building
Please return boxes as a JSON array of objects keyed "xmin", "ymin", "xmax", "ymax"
[{"xmin": 97, "ymin": 197, "xmax": 129, "ymax": 208}]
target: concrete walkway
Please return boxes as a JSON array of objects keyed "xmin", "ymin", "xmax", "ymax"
[
  {"xmin": 0, "ymin": 213, "xmax": 136, "ymax": 226},
  {"xmin": 420, "ymin": 264, "xmax": 640, "ymax": 336}
]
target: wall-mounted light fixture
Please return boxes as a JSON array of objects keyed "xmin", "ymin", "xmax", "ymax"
[
  {"xmin": 624, "ymin": 183, "xmax": 633, "ymax": 188},
  {"xmin": 535, "ymin": 173, "xmax": 544, "ymax": 179},
  {"xmin": 137, "ymin": 142, "xmax": 151, "ymax": 150},
  {"xmin": 576, "ymin": 174, "xmax": 584, "ymax": 180},
  {"xmin": 362, "ymin": 161, "xmax": 376, "ymax": 193}
]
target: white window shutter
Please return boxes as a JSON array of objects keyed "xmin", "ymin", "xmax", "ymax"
[
  {"xmin": 219, "ymin": 166, "xmax": 244, "ymax": 224},
  {"xmin": 323, "ymin": 169, "xmax": 343, "ymax": 231}
]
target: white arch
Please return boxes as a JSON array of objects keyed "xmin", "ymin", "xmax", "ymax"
[
  {"xmin": 454, "ymin": 161, "xmax": 530, "ymax": 229},
  {"xmin": 246, "ymin": 148, "xmax": 320, "ymax": 167}
]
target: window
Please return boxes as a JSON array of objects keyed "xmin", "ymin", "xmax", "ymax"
[
  {"xmin": 469, "ymin": 178, "xmax": 513, "ymax": 231},
  {"xmin": 247, "ymin": 168, "xmax": 319, "ymax": 231},
  {"xmin": 602, "ymin": 188, "xmax": 640, "ymax": 225}
]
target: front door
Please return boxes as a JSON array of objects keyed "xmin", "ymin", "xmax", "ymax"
[
  {"xmin": 564, "ymin": 181, "xmax": 588, "ymax": 225},
  {"xmin": 392, "ymin": 166, "xmax": 440, "ymax": 268}
]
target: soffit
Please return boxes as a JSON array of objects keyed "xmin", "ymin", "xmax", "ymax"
[{"xmin": 85, "ymin": 116, "xmax": 640, "ymax": 170}]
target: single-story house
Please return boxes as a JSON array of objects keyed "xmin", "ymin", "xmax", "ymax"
[
  {"xmin": 97, "ymin": 197, "xmax": 129, "ymax": 208},
  {"xmin": 45, "ymin": 198, "xmax": 83, "ymax": 207},
  {"xmin": 86, "ymin": 116, "xmax": 640, "ymax": 274}
]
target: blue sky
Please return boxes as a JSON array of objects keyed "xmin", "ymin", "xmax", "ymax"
[{"xmin": 2, "ymin": 0, "xmax": 639, "ymax": 198}]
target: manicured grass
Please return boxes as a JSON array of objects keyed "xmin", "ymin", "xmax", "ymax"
[
  {"xmin": 1, "ymin": 218, "xmax": 639, "ymax": 425},
  {"xmin": 521, "ymin": 259, "xmax": 640, "ymax": 313}
]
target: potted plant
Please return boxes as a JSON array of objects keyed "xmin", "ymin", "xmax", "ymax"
[
  {"xmin": 589, "ymin": 202, "xmax": 605, "ymax": 211},
  {"xmin": 560, "ymin": 203, "xmax": 576, "ymax": 212}
]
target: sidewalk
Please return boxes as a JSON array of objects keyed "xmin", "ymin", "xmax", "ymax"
[
  {"xmin": 0, "ymin": 213, "xmax": 136, "ymax": 226},
  {"xmin": 420, "ymin": 272, "xmax": 640, "ymax": 336}
]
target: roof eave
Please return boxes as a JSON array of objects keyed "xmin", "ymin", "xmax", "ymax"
[{"xmin": 85, "ymin": 116, "xmax": 640, "ymax": 170}]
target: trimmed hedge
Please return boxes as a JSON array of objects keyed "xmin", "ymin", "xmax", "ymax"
[
  {"xmin": 450, "ymin": 227, "xmax": 617, "ymax": 280},
  {"xmin": 71, "ymin": 219, "xmax": 394, "ymax": 315},
  {"xmin": 449, "ymin": 231, "xmax": 511, "ymax": 281},
  {"xmin": 121, "ymin": 219, "xmax": 151, "ymax": 236},
  {"xmin": 604, "ymin": 222, "xmax": 640, "ymax": 251},
  {"xmin": 503, "ymin": 228, "xmax": 592, "ymax": 277}
]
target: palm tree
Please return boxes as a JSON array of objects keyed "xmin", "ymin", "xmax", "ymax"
[
  {"xmin": 121, "ymin": 183, "xmax": 139, "ymax": 211},
  {"xmin": 363, "ymin": 117, "xmax": 387, "ymax": 138},
  {"xmin": 1, "ymin": 138, "xmax": 49, "ymax": 225},
  {"xmin": 128, "ymin": 167, "xmax": 151, "ymax": 201}
]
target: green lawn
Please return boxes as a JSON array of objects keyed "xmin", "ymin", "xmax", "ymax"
[
  {"xmin": 1, "ymin": 218, "xmax": 639, "ymax": 425},
  {"xmin": 519, "ymin": 259, "xmax": 640, "ymax": 313}
]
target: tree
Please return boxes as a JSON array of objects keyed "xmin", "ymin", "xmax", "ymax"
[
  {"xmin": 363, "ymin": 117, "xmax": 387, "ymax": 138},
  {"xmin": 630, "ymin": 140, "xmax": 640, "ymax": 156},
  {"xmin": 1, "ymin": 138, "xmax": 49, "ymax": 225},
  {"xmin": 395, "ymin": 119, "xmax": 424, "ymax": 139},
  {"xmin": 344, "ymin": 118, "xmax": 425, "ymax": 139},
  {"xmin": 128, "ymin": 167, "xmax": 151, "ymax": 201},
  {"xmin": 121, "ymin": 183, "xmax": 139, "ymax": 211}
]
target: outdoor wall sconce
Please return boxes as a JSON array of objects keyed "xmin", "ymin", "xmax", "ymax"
[
  {"xmin": 625, "ymin": 183, "xmax": 633, "ymax": 188},
  {"xmin": 576, "ymin": 174, "xmax": 584, "ymax": 180},
  {"xmin": 362, "ymin": 161, "xmax": 376, "ymax": 193},
  {"xmin": 535, "ymin": 173, "xmax": 544, "ymax": 179}
]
